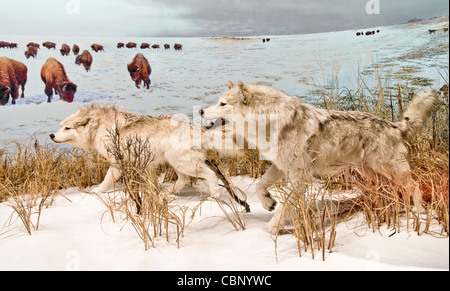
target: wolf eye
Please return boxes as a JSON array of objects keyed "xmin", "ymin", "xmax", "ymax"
[
  {"xmin": 64, "ymin": 127, "xmax": 71, "ymax": 131},
  {"xmin": 220, "ymin": 102, "xmax": 227, "ymax": 107}
]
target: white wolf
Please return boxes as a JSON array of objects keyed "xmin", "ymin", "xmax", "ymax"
[
  {"xmin": 201, "ymin": 81, "xmax": 442, "ymax": 233},
  {"xmin": 50, "ymin": 105, "xmax": 223, "ymax": 198}
]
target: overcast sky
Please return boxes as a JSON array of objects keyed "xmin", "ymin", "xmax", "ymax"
[{"xmin": 0, "ymin": 0, "xmax": 448, "ymax": 37}]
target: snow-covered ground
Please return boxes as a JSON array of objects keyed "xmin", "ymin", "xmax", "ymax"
[
  {"xmin": 0, "ymin": 176, "xmax": 448, "ymax": 271},
  {"xmin": 0, "ymin": 18, "xmax": 448, "ymax": 271}
]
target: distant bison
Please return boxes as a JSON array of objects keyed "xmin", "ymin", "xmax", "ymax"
[
  {"xmin": 0, "ymin": 41, "xmax": 10, "ymax": 48},
  {"xmin": 41, "ymin": 57, "xmax": 77, "ymax": 103},
  {"xmin": 140, "ymin": 43, "xmax": 150, "ymax": 49},
  {"xmin": 75, "ymin": 50, "xmax": 93, "ymax": 72},
  {"xmin": 72, "ymin": 44, "xmax": 80, "ymax": 55},
  {"xmin": 0, "ymin": 57, "xmax": 26, "ymax": 105},
  {"xmin": 91, "ymin": 44, "xmax": 104, "ymax": 52},
  {"xmin": 126, "ymin": 42, "xmax": 137, "ymax": 49},
  {"xmin": 127, "ymin": 53, "xmax": 151, "ymax": 89},
  {"xmin": 152, "ymin": 44, "xmax": 160, "ymax": 49},
  {"xmin": 24, "ymin": 45, "xmax": 38, "ymax": 59},
  {"xmin": 174, "ymin": 43, "xmax": 182, "ymax": 51},
  {"xmin": 428, "ymin": 29, "xmax": 437, "ymax": 34},
  {"xmin": 164, "ymin": 44, "xmax": 170, "ymax": 50},
  {"xmin": 27, "ymin": 42, "xmax": 40, "ymax": 49},
  {"xmin": 43, "ymin": 41, "xmax": 56, "ymax": 49},
  {"xmin": 117, "ymin": 42, "xmax": 125, "ymax": 48},
  {"xmin": 60, "ymin": 43, "xmax": 71, "ymax": 56}
]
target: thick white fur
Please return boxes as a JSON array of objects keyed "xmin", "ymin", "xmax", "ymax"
[
  {"xmin": 51, "ymin": 105, "xmax": 222, "ymax": 198},
  {"xmin": 202, "ymin": 81, "xmax": 442, "ymax": 233}
]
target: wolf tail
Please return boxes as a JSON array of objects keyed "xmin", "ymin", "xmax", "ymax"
[{"xmin": 395, "ymin": 90, "xmax": 443, "ymax": 141}]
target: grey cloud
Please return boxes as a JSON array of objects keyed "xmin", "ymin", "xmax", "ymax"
[{"xmin": 146, "ymin": 0, "xmax": 449, "ymax": 36}]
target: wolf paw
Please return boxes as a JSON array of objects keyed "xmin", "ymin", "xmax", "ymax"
[
  {"xmin": 263, "ymin": 222, "xmax": 279, "ymax": 235},
  {"xmin": 260, "ymin": 194, "xmax": 277, "ymax": 211},
  {"xmin": 91, "ymin": 185, "xmax": 110, "ymax": 193}
]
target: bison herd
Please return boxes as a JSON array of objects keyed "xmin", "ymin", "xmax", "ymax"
[
  {"xmin": 428, "ymin": 28, "xmax": 448, "ymax": 34},
  {"xmin": 118, "ymin": 42, "xmax": 182, "ymax": 51},
  {"xmin": 0, "ymin": 40, "xmax": 179, "ymax": 105},
  {"xmin": 356, "ymin": 29, "xmax": 381, "ymax": 36}
]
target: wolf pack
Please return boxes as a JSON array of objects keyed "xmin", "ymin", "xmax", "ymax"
[
  {"xmin": 0, "ymin": 36, "xmax": 443, "ymax": 235},
  {"xmin": 49, "ymin": 78, "xmax": 443, "ymax": 234}
]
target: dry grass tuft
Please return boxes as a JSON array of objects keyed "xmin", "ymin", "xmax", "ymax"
[{"xmin": 0, "ymin": 138, "xmax": 108, "ymax": 234}]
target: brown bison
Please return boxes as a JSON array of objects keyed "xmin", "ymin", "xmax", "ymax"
[
  {"xmin": 27, "ymin": 42, "xmax": 40, "ymax": 49},
  {"xmin": 164, "ymin": 44, "xmax": 170, "ymax": 50},
  {"xmin": 0, "ymin": 41, "xmax": 10, "ymax": 48},
  {"xmin": 24, "ymin": 45, "xmax": 38, "ymax": 59},
  {"xmin": 41, "ymin": 57, "xmax": 77, "ymax": 103},
  {"xmin": 0, "ymin": 57, "xmax": 20, "ymax": 105},
  {"xmin": 117, "ymin": 42, "xmax": 125, "ymax": 48},
  {"xmin": 152, "ymin": 44, "xmax": 160, "ymax": 49},
  {"xmin": 127, "ymin": 53, "xmax": 151, "ymax": 89},
  {"xmin": 8, "ymin": 43, "xmax": 18, "ymax": 49},
  {"xmin": 60, "ymin": 43, "xmax": 71, "ymax": 56},
  {"xmin": 43, "ymin": 41, "xmax": 56, "ymax": 49},
  {"xmin": 10, "ymin": 59, "xmax": 27, "ymax": 100},
  {"xmin": 91, "ymin": 44, "xmax": 104, "ymax": 52},
  {"xmin": 126, "ymin": 42, "xmax": 137, "ymax": 49},
  {"xmin": 75, "ymin": 50, "xmax": 93, "ymax": 72},
  {"xmin": 72, "ymin": 44, "xmax": 80, "ymax": 55},
  {"xmin": 140, "ymin": 43, "xmax": 150, "ymax": 49},
  {"xmin": 174, "ymin": 43, "xmax": 183, "ymax": 51}
]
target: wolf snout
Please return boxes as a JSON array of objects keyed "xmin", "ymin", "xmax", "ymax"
[
  {"xmin": 49, "ymin": 134, "xmax": 55, "ymax": 140},
  {"xmin": 199, "ymin": 109, "xmax": 204, "ymax": 116}
]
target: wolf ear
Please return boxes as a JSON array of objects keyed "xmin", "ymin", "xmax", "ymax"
[
  {"xmin": 238, "ymin": 81, "xmax": 251, "ymax": 105},
  {"xmin": 228, "ymin": 81, "xmax": 235, "ymax": 89},
  {"xmin": 74, "ymin": 117, "xmax": 91, "ymax": 128}
]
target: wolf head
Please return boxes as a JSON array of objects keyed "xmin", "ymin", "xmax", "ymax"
[
  {"xmin": 201, "ymin": 81, "xmax": 253, "ymax": 120},
  {"xmin": 50, "ymin": 106, "xmax": 100, "ymax": 149}
]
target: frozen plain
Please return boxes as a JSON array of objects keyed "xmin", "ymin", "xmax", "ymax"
[{"xmin": 0, "ymin": 18, "xmax": 448, "ymax": 271}]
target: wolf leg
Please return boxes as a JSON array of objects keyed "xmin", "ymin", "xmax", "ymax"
[
  {"xmin": 263, "ymin": 172, "xmax": 311, "ymax": 234},
  {"xmin": 92, "ymin": 166, "xmax": 121, "ymax": 193},
  {"xmin": 168, "ymin": 154, "xmax": 222, "ymax": 199},
  {"xmin": 255, "ymin": 165, "xmax": 285, "ymax": 211},
  {"xmin": 371, "ymin": 159, "xmax": 423, "ymax": 216},
  {"xmin": 189, "ymin": 164, "xmax": 222, "ymax": 199},
  {"xmin": 263, "ymin": 205, "xmax": 291, "ymax": 235},
  {"xmin": 171, "ymin": 172, "xmax": 189, "ymax": 194}
]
